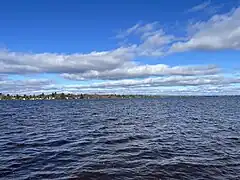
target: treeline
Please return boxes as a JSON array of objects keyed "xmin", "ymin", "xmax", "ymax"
[
  {"xmin": 0, "ymin": 92, "xmax": 84, "ymax": 100},
  {"xmin": 0, "ymin": 92, "xmax": 160, "ymax": 100}
]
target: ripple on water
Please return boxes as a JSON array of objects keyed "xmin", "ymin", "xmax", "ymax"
[{"xmin": 0, "ymin": 97, "xmax": 240, "ymax": 179}]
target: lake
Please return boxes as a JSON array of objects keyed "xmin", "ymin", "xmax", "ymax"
[{"xmin": 0, "ymin": 97, "xmax": 239, "ymax": 179}]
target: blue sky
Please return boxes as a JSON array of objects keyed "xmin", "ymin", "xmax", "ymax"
[{"xmin": 0, "ymin": 0, "xmax": 240, "ymax": 95}]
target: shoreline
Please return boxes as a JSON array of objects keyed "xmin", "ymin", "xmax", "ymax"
[{"xmin": 0, "ymin": 93, "xmax": 239, "ymax": 101}]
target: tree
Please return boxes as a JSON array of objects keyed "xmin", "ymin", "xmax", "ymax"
[
  {"xmin": 51, "ymin": 92, "xmax": 57, "ymax": 97},
  {"xmin": 16, "ymin": 94, "xmax": 20, "ymax": 99},
  {"xmin": 60, "ymin": 93, "xmax": 66, "ymax": 99},
  {"xmin": 6, "ymin": 94, "xmax": 10, "ymax": 100},
  {"xmin": 80, "ymin": 94, "xmax": 84, "ymax": 99},
  {"xmin": 40, "ymin": 93, "xmax": 45, "ymax": 99}
]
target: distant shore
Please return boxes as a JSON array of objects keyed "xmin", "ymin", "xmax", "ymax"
[
  {"xmin": 0, "ymin": 93, "xmax": 162, "ymax": 100},
  {"xmin": 0, "ymin": 93, "xmax": 239, "ymax": 100}
]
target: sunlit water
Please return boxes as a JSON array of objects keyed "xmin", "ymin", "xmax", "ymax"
[{"xmin": 0, "ymin": 97, "xmax": 240, "ymax": 180}]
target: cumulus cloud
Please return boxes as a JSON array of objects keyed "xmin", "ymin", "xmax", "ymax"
[
  {"xmin": 171, "ymin": 7, "xmax": 240, "ymax": 52},
  {"xmin": 1, "ymin": 75, "xmax": 240, "ymax": 95},
  {"xmin": 1, "ymin": 7, "xmax": 239, "ymax": 79},
  {"xmin": 62, "ymin": 64, "xmax": 220, "ymax": 80},
  {"xmin": 61, "ymin": 75, "xmax": 240, "ymax": 89},
  {"xmin": 0, "ymin": 79, "xmax": 52, "ymax": 94},
  {"xmin": 116, "ymin": 22, "xmax": 175, "ymax": 56},
  {"xmin": 117, "ymin": 7, "xmax": 240, "ymax": 54},
  {"xmin": 1, "ymin": 6, "xmax": 240, "ymax": 95},
  {"xmin": 35, "ymin": 75, "xmax": 239, "ymax": 95},
  {"xmin": 0, "ymin": 46, "xmax": 137, "ymax": 74},
  {"xmin": 47, "ymin": 75, "xmax": 240, "ymax": 95}
]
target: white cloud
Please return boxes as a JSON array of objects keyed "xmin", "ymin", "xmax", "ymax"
[
  {"xmin": 75, "ymin": 75, "xmax": 240, "ymax": 88},
  {"xmin": 1, "ymin": 7, "xmax": 239, "ymax": 78},
  {"xmin": 49, "ymin": 75, "xmax": 240, "ymax": 95},
  {"xmin": 0, "ymin": 78, "xmax": 52, "ymax": 94},
  {"xmin": 116, "ymin": 23, "xmax": 142, "ymax": 39},
  {"xmin": 1, "ymin": 75, "xmax": 240, "ymax": 95},
  {"xmin": 116, "ymin": 22, "xmax": 175, "ymax": 56},
  {"xmin": 62, "ymin": 64, "xmax": 220, "ymax": 80},
  {"xmin": 0, "ymin": 46, "xmax": 137, "ymax": 74},
  {"xmin": 1, "ymin": 6, "xmax": 240, "ymax": 95},
  {"xmin": 171, "ymin": 7, "xmax": 240, "ymax": 52},
  {"xmin": 116, "ymin": 22, "xmax": 159, "ymax": 39},
  {"xmin": 187, "ymin": 0, "xmax": 211, "ymax": 13},
  {"xmin": 117, "ymin": 7, "xmax": 240, "ymax": 54}
]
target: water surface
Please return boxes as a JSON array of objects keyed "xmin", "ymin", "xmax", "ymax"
[{"xmin": 0, "ymin": 97, "xmax": 240, "ymax": 179}]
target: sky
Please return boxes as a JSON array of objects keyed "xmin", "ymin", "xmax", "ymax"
[{"xmin": 0, "ymin": 0, "xmax": 240, "ymax": 95}]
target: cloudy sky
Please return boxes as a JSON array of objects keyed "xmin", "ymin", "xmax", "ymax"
[{"xmin": 0, "ymin": 0, "xmax": 240, "ymax": 95}]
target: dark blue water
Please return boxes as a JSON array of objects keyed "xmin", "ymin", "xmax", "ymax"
[{"xmin": 0, "ymin": 97, "xmax": 240, "ymax": 180}]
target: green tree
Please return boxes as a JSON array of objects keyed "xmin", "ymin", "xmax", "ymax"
[
  {"xmin": 16, "ymin": 94, "xmax": 20, "ymax": 100},
  {"xmin": 80, "ymin": 94, "xmax": 84, "ymax": 99},
  {"xmin": 40, "ymin": 93, "xmax": 45, "ymax": 99},
  {"xmin": 6, "ymin": 94, "xmax": 10, "ymax": 100},
  {"xmin": 51, "ymin": 92, "xmax": 56, "ymax": 97},
  {"xmin": 60, "ymin": 93, "xmax": 66, "ymax": 99}
]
